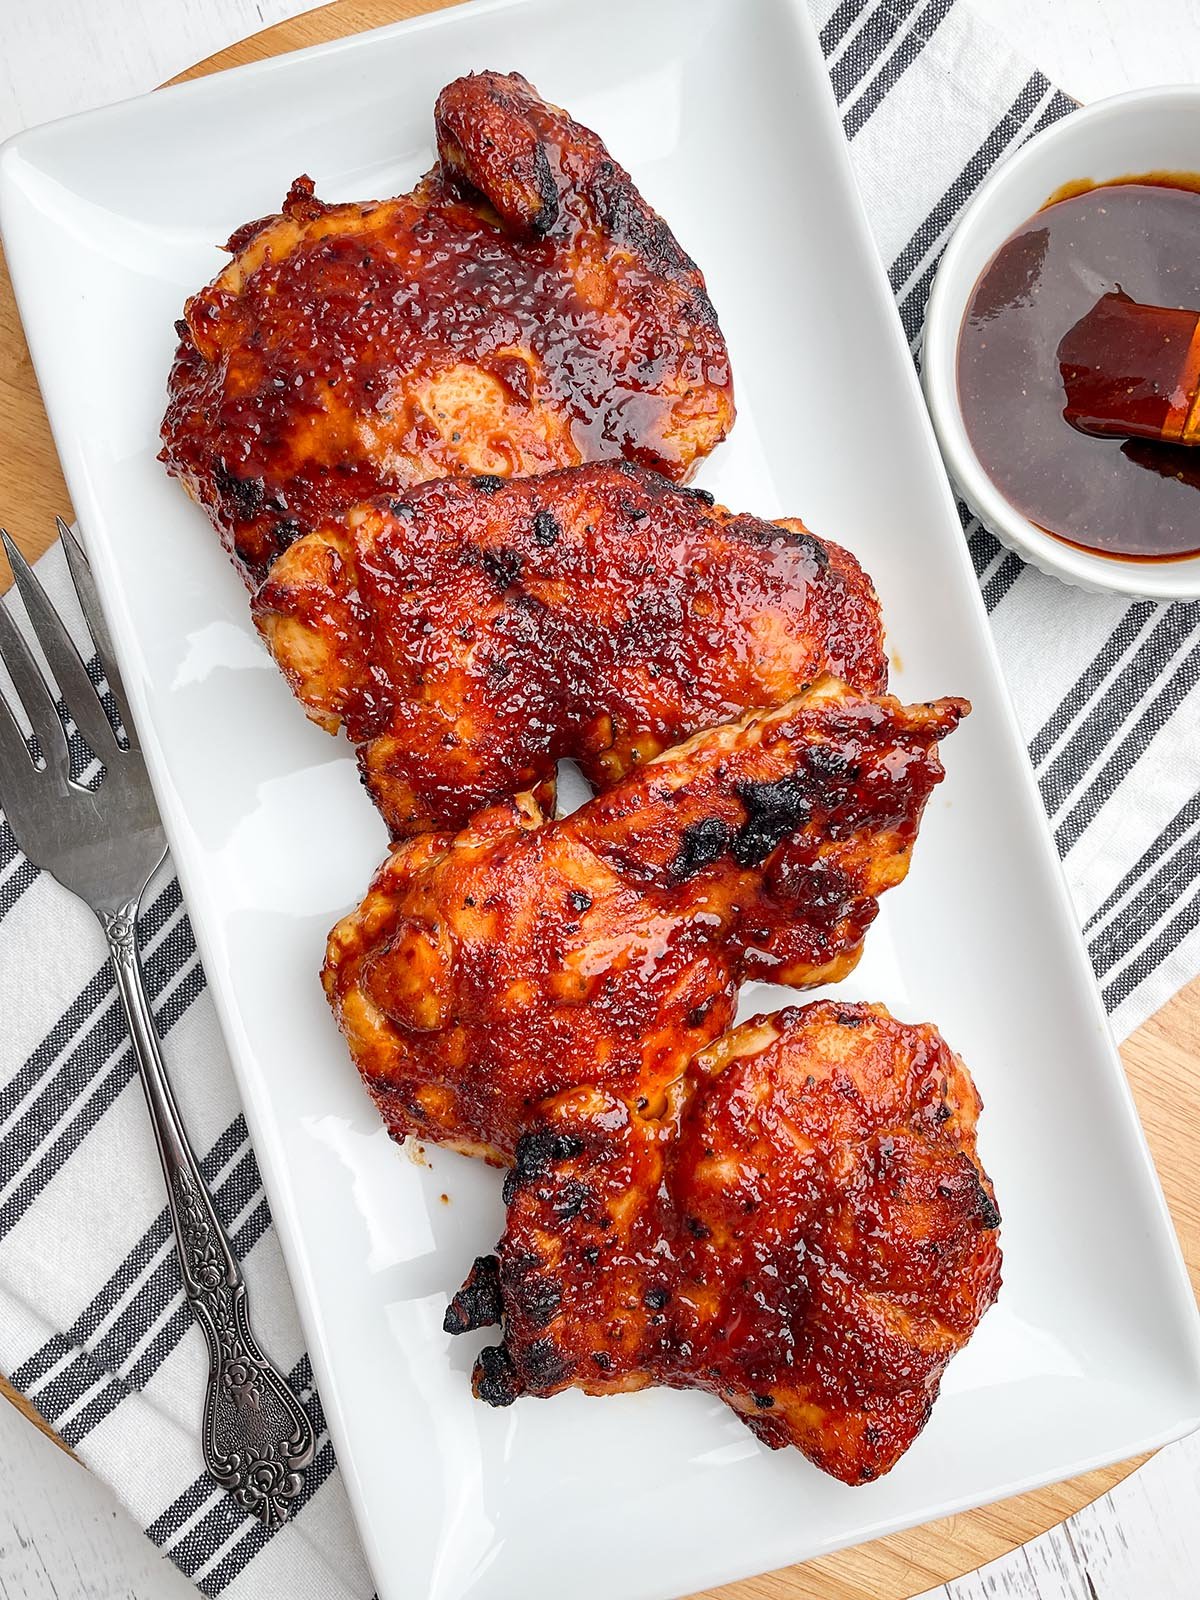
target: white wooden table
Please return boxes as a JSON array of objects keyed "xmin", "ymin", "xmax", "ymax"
[{"xmin": 1, "ymin": 2, "xmax": 1199, "ymax": 1597}]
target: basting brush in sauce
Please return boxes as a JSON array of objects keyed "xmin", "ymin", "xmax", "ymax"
[{"xmin": 1058, "ymin": 289, "xmax": 1200, "ymax": 446}]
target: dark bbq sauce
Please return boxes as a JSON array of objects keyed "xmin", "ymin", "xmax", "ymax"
[{"xmin": 956, "ymin": 174, "xmax": 1200, "ymax": 561}]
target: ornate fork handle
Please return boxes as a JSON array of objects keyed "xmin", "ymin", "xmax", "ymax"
[{"xmin": 100, "ymin": 902, "xmax": 315, "ymax": 1527}]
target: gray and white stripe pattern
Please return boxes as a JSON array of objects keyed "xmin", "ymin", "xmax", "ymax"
[{"xmin": 1, "ymin": 1, "xmax": 1197, "ymax": 1593}]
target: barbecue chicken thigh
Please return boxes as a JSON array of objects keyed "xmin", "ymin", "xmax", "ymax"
[
  {"xmin": 449, "ymin": 1001, "xmax": 1002, "ymax": 1485},
  {"xmin": 161, "ymin": 71, "xmax": 734, "ymax": 586},
  {"xmin": 323, "ymin": 680, "xmax": 967, "ymax": 1163},
  {"xmin": 256, "ymin": 463, "xmax": 888, "ymax": 834}
]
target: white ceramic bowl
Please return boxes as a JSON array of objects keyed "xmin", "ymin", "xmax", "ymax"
[{"xmin": 923, "ymin": 85, "xmax": 1200, "ymax": 600}]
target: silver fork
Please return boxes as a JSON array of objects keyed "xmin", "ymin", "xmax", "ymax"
[{"xmin": 0, "ymin": 519, "xmax": 314, "ymax": 1527}]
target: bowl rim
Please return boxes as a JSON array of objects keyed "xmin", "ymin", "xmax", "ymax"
[{"xmin": 922, "ymin": 82, "xmax": 1200, "ymax": 601}]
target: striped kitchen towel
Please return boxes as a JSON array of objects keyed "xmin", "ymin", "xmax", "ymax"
[{"xmin": 1, "ymin": 1, "xmax": 1198, "ymax": 1595}]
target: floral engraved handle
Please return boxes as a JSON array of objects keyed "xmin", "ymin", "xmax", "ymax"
[
  {"xmin": 101, "ymin": 905, "xmax": 315, "ymax": 1527},
  {"xmin": 174, "ymin": 1169, "xmax": 315, "ymax": 1527}
]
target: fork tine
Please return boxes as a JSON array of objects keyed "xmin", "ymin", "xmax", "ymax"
[
  {"xmin": 57, "ymin": 517, "xmax": 136, "ymax": 749},
  {"xmin": 0, "ymin": 680, "xmax": 50, "ymax": 841},
  {"xmin": 0, "ymin": 527, "xmax": 119, "ymax": 762},
  {"xmin": 0, "ymin": 591, "xmax": 71, "ymax": 785}
]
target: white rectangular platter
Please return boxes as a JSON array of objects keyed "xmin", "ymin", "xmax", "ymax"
[{"xmin": 3, "ymin": 1, "xmax": 1199, "ymax": 1596}]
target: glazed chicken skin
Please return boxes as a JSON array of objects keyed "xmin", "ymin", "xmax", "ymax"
[
  {"xmin": 447, "ymin": 1001, "xmax": 1002, "ymax": 1486},
  {"xmin": 255, "ymin": 463, "xmax": 888, "ymax": 834},
  {"xmin": 161, "ymin": 71, "xmax": 734, "ymax": 587},
  {"xmin": 322, "ymin": 680, "xmax": 967, "ymax": 1163}
]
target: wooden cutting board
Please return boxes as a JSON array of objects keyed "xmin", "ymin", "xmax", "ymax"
[{"xmin": 1, "ymin": 3, "xmax": 1198, "ymax": 1597}]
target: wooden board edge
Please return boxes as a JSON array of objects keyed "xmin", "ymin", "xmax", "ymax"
[{"xmin": 0, "ymin": 1371, "xmax": 71, "ymax": 1454}]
